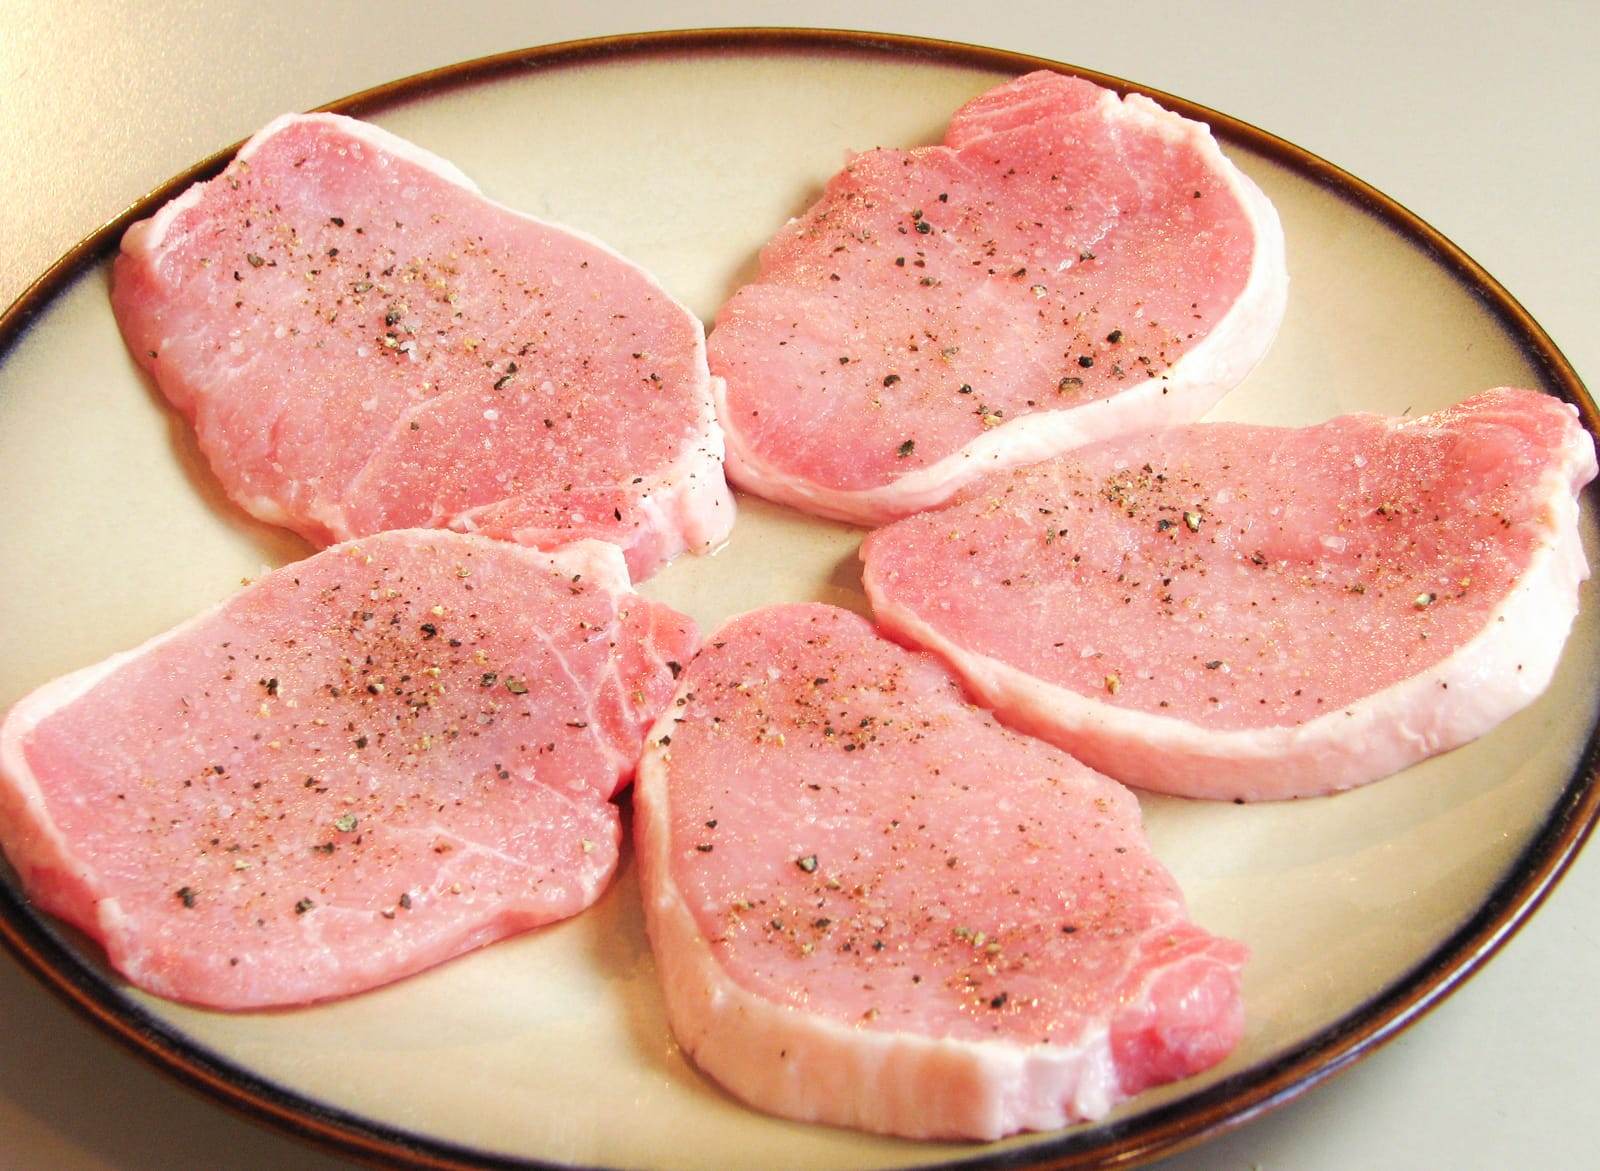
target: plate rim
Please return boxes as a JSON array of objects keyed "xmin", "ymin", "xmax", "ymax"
[{"xmin": 0, "ymin": 25, "xmax": 1595, "ymax": 1171}]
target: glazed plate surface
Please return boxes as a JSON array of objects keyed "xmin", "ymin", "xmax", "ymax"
[{"xmin": 0, "ymin": 31, "xmax": 1594, "ymax": 1171}]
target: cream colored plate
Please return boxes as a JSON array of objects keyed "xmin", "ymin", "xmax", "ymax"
[{"xmin": 0, "ymin": 35, "xmax": 1595, "ymax": 1171}]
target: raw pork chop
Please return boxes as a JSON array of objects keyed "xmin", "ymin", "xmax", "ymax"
[
  {"xmin": 708, "ymin": 70, "xmax": 1286, "ymax": 525},
  {"xmin": 862, "ymin": 389, "xmax": 1596, "ymax": 801},
  {"xmin": 0, "ymin": 531, "xmax": 697, "ymax": 1008},
  {"xmin": 112, "ymin": 113, "xmax": 732, "ymax": 580},
  {"xmin": 634, "ymin": 604, "xmax": 1246, "ymax": 1139}
]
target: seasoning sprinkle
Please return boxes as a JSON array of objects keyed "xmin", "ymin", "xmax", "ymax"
[
  {"xmin": 504, "ymin": 678, "xmax": 529, "ymax": 695},
  {"xmin": 334, "ymin": 813, "xmax": 358, "ymax": 833},
  {"xmin": 175, "ymin": 886, "xmax": 197, "ymax": 908},
  {"xmin": 1414, "ymin": 592, "xmax": 1436, "ymax": 609},
  {"xmin": 796, "ymin": 854, "xmax": 819, "ymax": 873},
  {"xmin": 897, "ymin": 439, "xmax": 916, "ymax": 458},
  {"xmin": 246, "ymin": 253, "xmax": 265, "ymax": 268},
  {"xmin": 1104, "ymin": 674, "xmax": 1121, "ymax": 695},
  {"xmin": 1183, "ymin": 511, "xmax": 1203, "ymax": 532},
  {"xmin": 294, "ymin": 898, "xmax": 315, "ymax": 915}
]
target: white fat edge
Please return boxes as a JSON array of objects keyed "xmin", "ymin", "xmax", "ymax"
[
  {"xmin": 520, "ymin": 538, "xmax": 635, "ymax": 596},
  {"xmin": 720, "ymin": 89, "xmax": 1288, "ymax": 526},
  {"xmin": 123, "ymin": 111, "xmax": 480, "ymax": 259},
  {"xmin": 247, "ymin": 112, "xmax": 481, "ymax": 190}
]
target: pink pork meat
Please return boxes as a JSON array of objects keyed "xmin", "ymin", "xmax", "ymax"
[
  {"xmin": 862, "ymin": 389, "xmax": 1596, "ymax": 801},
  {"xmin": 708, "ymin": 70, "xmax": 1286, "ymax": 525},
  {"xmin": 112, "ymin": 113, "xmax": 733, "ymax": 580},
  {"xmin": 0, "ymin": 531, "xmax": 697, "ymax": 1009},
  {"xmin": 634, "ymin": 603, "xmax": 1246, "ymax": 1140}
]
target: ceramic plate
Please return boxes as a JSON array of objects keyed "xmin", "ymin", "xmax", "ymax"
[{"xmin": 0, "ymin": 29, "xmax": 1595, "ymax": 1171}]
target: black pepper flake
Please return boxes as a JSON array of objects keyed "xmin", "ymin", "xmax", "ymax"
[
  {"xmin": 796, "ymin": 854, "xmax": 819, "ymax": 873},
  {"xmin": 1077, "ymin": 355, "xmax": 1095, "ymax": 368},
  {"xmin": 883, "ymin": 373, "xmax": 901, "ymax": 387},
  {"xmin": 262, "ymin": 677, "xmax": 279, "ymax": 696},
  {"xmin": 175, "ymin": 886, "xmax": 197, "ymax": 908},
  {"xmin": 246, "ymin": 253, "xmax": 265, "ymax": 268},
  {"xmin": 419, "ymin": 622, "xmax": 438, "ymax": 639},
  {"xmin": 294, "ymin": 898, "xmax": 315, "ymax": 915},
  {"xmin": 399, "ymin": 893, "xmax": 413, "ymax": 910},
  {"xmin": 989, "ymin": 992, "xmax": 1009, "ymax": 1009},
  {"xmin": 1204, "ymin": 660, "xmax": 1223, "ymax": 670},
  {"xmin": 897, "ymin": 439, "xmax": 916, "ymax": 458},
  {"xmin": 354, "ymin": 735, "xmax": 368, "ymax": 749},
  {"xmin": 493, "ymin": 374, "xmax": 514, "ymax": 390},
  {"xmin": 696, "ymin": 843, "xmax": 714, "ymax": 853},
  {"xmin": 914, "ymin": 220, "xmax": 932, "ymax": 234},
  {"xmin": 330, "ymin": 216, "xmax": 345, "ymax": 226},
  {"xmin": 479, "ymin": 672, "xmax": 497, "ymax": 687},
  {"xmin": 1058, "ymin": 376, "xmax": 1083, "ymax": 391},
  {"xmin": 958, "ymin": 383, "xmax": 974, "ymax": 394},
  {"xmin": 1106, "ymin": 329, "xmax": 1124, "ymax": 343},
  {"xmin": 667, "ymin": 661, "xmax": 683, "ymax": 679}
]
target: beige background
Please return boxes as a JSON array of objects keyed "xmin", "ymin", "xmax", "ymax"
[{"xmin": 0, "ymin": 2, "xmax": 1595, "ymax": 1169}]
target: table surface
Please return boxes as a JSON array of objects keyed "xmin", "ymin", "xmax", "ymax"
[{"xmin": 1, "ymin": 3, "xmax": 1595, "ymax": 1169}]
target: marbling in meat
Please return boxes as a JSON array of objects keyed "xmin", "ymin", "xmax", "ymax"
[
  {"xmin": 0, "ymin": 532, "xmax": 697, "ymax": 1008},
  {"xmin": 634, "ymin": 603, "xmax": 1246, "ymax": 1139},
  {"xmin": 112, "ymin": 114, "xmax": 733, "ymax": 579},
  {"xmin": 863, "ymin": 389, "xmax": 1596, "ymax": 800},
  {"xmin": 709, "ymin": 71, "xmax": 1286, "ymax": 525}
]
